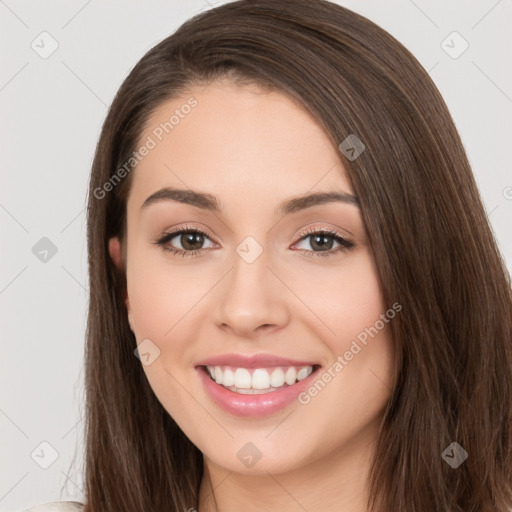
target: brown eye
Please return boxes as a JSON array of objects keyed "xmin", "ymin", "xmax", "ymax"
[
  {"xmin": 293, "ymin": 228, "xmax": 354, "ymax": 258},
  {"xmin": 153, "ymin": 227, "xmax": 215, "ymax": 257},
  {"xmin": 178, "ymin": 231, "xmax": 206, "ymax": 251}
]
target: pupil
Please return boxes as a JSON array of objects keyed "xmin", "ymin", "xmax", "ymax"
[
  {"xmin": 312, "ymin": 234, "xmax": 333, "ymax": 251},
  {"xmin": 182, "ymin": 233, "xmax": 203, "ymax": 250}
]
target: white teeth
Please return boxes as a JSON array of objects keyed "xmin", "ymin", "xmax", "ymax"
[
  {"xmin": 223, "ymin": 368, "xmax": 235, "ymax": 387},
  {"xmin": 284, "ymin": 367, "xmax": 297, "ymax": 385},
  {"xmin": 270, "ymin": 368, "xmax": 285, "ymax": 387},
  {"xmin": 205, "ymin": 364, "xmax": 315, "ymax": 392},
  {"xmin": 252, "ymin": 368, "xmax": 270, "ymax": 389},
  {"xmin": 234, "ymin": 368, "xmax": 252, "ymax": 389},
  {"xmin": 297, "ymin": 366, "xmax": 313, "ymax": 381}
]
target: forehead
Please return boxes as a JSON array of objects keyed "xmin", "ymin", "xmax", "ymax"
[{"xmin": 127, "ymin": 79, "xmax": 353, "ymax": 211}]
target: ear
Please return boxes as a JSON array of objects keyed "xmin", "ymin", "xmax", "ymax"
[
  {"xmin": 108, "ymin": 236, "xmax": 123, "ymax": 269},
  {"xmin": 109, "ymin": 237, "xmax": 135, "ymax": 332}
]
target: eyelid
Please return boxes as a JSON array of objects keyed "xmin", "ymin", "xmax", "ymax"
[
  {"xmin": 155, "ymin": 223, "xmax": 217, "ymax": 242},
  {"xmin": 294, "ymin": 223, "xmax": 353, "ymax": 241}
]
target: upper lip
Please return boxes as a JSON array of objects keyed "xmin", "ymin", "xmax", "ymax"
[{"xmin": 195, "ymin": 353, "xmax": 320, "ymax": 369}]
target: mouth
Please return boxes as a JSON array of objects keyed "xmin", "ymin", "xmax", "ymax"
[
  {"xmin": 199, "ymin": 364, "xmax": 322, "ymax": 394},
  {"xmin": 195, "ymin": 362, "xmax": 323, "ymax": 417}
]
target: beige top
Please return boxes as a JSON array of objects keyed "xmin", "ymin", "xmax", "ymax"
[{"xmin": 22, "ymin": 502, "xmax": 84, "ymax": 512}]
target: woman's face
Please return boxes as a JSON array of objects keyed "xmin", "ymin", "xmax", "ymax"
[{"xmin": 110, "ymin": 78, "xmax": 395, "ymax": 476}]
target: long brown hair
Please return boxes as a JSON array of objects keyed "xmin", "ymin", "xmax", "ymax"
[{"xmin": 81, "ymin": 1, "xmax": 512, "ymax": 510}]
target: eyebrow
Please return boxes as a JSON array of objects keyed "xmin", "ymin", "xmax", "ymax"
[{"xmin": 140, "ymin": 187, "xmax": 360, "ymax": 215}]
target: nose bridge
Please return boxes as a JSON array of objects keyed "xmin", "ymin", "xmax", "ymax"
[{"xmin": 215, "ymin": 235, "xmax": 288, "ymax": 335}]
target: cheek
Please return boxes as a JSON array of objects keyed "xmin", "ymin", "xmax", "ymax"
[
  {"xmin": 126, "ymin": 252, "xmax": 200, "ymax": 411},
  {"xmin": 296, "ymin": 247, "xmax": 386, "ymax": 347},
  {"xmin": 126, "ymin": 248, "xmax": 206, "ymax": 341},
  {"xmin": 293, "ymin": 254, "xmax": 394, "ymax": 452}
]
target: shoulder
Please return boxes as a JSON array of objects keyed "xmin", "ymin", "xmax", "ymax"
[{"xmin": 21, "ymin": 502, "xmax": 84, "ymax": 512}]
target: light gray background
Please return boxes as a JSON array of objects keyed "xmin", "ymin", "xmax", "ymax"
[{"xmin": 1, "ymin": 1, "xmax": 511, "ymax": 510}]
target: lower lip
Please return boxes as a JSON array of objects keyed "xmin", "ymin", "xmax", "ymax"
[{"xmin": 196, "ymin": 366, "xmax": 320, "ymax": 417}]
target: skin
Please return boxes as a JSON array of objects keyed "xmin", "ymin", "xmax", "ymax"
[{"xmin": 109, "ymin": 78, "xmax": 394, "ymax": 512}]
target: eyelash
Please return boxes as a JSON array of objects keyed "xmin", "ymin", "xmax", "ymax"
[{"xmin": 152, "ymin": 224, "xmax": 355, "ymax": 259}]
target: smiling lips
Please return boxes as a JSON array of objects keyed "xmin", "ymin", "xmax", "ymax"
[{"xmin": 195, "ymin": 353, "xmax": 321, "ymax": 416}]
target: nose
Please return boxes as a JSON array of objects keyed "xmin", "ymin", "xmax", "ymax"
[{"xmin": 214, "ymin": 250, "xmax": 290, "ymax": 338}]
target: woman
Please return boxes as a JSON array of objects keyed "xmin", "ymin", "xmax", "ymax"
[{"xmin": 24, "ymin": 0, "xmax": 512, "ymax": 510}]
